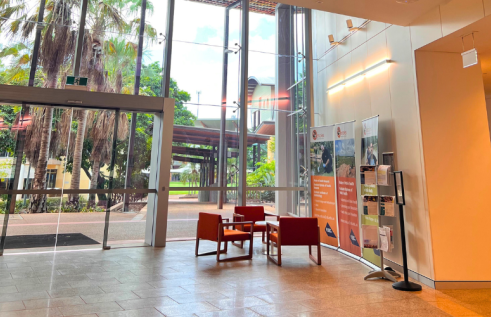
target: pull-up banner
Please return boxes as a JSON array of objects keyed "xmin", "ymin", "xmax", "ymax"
[
  {"xmin": 361, "ymin": 115, "xmax": 380, "ymax": 265},
  {"xmin": 310, "ymin": 125, "xmax": 338, "ymax": 247},
  {"xmin": 335, "ymin": 121, "xmax": 361, "ymax": 255}
]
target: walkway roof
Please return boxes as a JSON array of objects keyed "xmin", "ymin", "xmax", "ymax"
[{"xmin": 173, "ymin": 125, "xmax": 270, "ymax": 148}]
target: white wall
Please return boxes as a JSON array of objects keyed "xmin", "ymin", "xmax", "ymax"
[
  {"xmin": 313, "ymin": 13, "xmax": 435, "ymax": 279},
  {"xmin": 312, "ymin": 0, "xmax": 491, "ymax": 282}
]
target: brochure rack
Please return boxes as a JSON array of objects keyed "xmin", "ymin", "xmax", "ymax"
[
  {"xmin": 391, "ymin": 171, "xmax": 422, "ymax": 291},
  {"xmin": 363, "ymin": 167, "xmax": 400, "ymax": 283}
]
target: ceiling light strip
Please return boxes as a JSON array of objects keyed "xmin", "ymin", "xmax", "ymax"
[{"xmin": 326, "ymin": 59, "xmax": 392, "ymax": 93}]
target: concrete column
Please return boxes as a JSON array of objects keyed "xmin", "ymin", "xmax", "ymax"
[{"xmin": 275, "ymin": 4, "xmax": 294, "ymax": 215}]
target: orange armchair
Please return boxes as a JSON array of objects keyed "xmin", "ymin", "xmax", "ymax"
[
  {"xmin": 233, "ymin": 206, "xmax": 279, "ymax": 247},
  {"xmin": 195, "ymin": 212, "xmax": 254, "ymax": 262},
  {"xmin": 266, "ymin": 217, "xmax": 321, "ymax": 266}
]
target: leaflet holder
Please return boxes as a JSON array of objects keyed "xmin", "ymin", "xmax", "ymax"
[
  {"xmin": 392, "ymin": 171, "xmax": 422, "ymax": 291},
  {"xmin": 363, "ymin": 167, "xmax": 400, "ymax": 283}
]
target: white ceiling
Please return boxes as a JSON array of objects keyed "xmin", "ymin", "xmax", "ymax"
[
  {"xmin": 279, "ymin": 0, "xmax": 449, "ymax": 26},
  {"xmin": 419, "ymin": 15, "xmax": 491, "ymax": 96}
]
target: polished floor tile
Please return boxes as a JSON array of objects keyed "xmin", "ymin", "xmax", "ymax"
[{"xmin": 0, "ymin": 238, "xmax": 485, "ymax": 317}]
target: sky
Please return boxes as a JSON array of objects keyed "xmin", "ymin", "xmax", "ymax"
[
  {"xmin": 144, "ymin": 0, "xmax": 277, "ymax": 119},
  {"xmin": 0, "ymin": 0, "xmax": 278, "ymax": 120}
]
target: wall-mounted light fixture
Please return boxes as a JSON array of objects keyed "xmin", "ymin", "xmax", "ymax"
[
  {"xmin": 326, "ymin": 59, "xmax": 392, "ymax": 95},
  {"xmin": 346, "ymin": 19, "xmax": 360, "ymax": 32},
  {"xmin": 328, "ymin": 34, "xmax": 339, "ymax": 46}
]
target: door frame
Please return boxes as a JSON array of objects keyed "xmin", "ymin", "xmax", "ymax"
[{"xmin": 0, "ymin": 85, "xmax": 175, "ymax": 252}]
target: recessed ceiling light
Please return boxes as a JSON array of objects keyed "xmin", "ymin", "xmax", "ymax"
[{"xmin": 396, "ymin": 0, "xmax": 419, "ymax": 3}]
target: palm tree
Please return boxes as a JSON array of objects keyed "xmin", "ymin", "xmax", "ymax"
[
  {"xmin": 1, "ymin": 0, "xmax": 156, "ymax": 212},
  {"xmin": 87, "ymin": 110, "xmax": 128, "ymax": 207},
  {"xmin": 68, "ymin": 0, "xmax": 156, "ymax": 206},
  {"xmin": 0, "ymin": 0, "xmax": 78, "ymax": 212}
]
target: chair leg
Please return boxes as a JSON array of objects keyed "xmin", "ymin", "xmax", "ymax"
[
  {"xmin": 196, "ymin": 238, "xmax": 227, "ymax": 257},
  {"xmin": 232, "ymin": 240, "xmax": 244, "ymax": 249},
  {"xmin": 277, "ymin": 243, "xmax": 282, "ymax": 266},
  {"xmin": 262, "ymin": 231, "xmax": 266, "ymax": 244},
  {"xmin": 309, "ymin": 244, "xmax": 321, "ymax": 265},
  {"xmin": 248, "ymin": 234, "xmax": 253, "ymax": 259},
  {"xmin": 268, "ymin": 241, "xmax": 282, "ymax": 266}
]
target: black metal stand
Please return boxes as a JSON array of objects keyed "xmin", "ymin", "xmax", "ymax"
[{"xmin": 392, "ymin": 191, "xmax": 421, "ymax": 292}]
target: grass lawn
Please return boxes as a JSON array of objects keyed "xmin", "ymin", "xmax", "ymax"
[
  {"xmin": 169, "ymin": 181, "xmax": 198, "ymax": 195},
  {"xmin": 168, "ymin": 181, "xmax": 237, "ymax": 195}
]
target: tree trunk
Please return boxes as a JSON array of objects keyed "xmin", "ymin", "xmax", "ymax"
[
  {"xmin": 87, "ymin": 156, "xmax": 100, "ymax": 208},
  {"xmin": 29, "ymin": 107, "xmax": 53, "ymax": 213},
  {"xmin": 68, "ymin": 110, "xmax": 88, "ymax": 208}
]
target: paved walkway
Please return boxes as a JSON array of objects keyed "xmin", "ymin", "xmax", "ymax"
[{"xmin": 3, "ymin": 200, "xmax": 275, "ymax": 252}]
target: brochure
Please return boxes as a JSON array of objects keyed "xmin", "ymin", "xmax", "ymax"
[
  {"xmin": 362, "ymin": 225, "xmax": 378, "ymax": 249},
  {"xmin": 379, "ymin": 227, "xmax": 389, "ymax": 252},
  {"xmin": 380, "ymin": 196, "xmax": 395, "ymax": 217},
  {"xmin": 360, "ymin": 166, "xmax": 376, "ymax": 185},
  {"xmin": 363, "ymin": 196, "xmax": 378, "ymax": 215},
  {"xmin": 377, "ymin": 165, "xmax": 391, "ymax": 186}
]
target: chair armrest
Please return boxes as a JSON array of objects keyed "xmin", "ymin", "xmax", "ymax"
[
  {"xmin": 266, "ymin": 222, "xmax": 279, "ymax": 230},
  {"xmin": 222, "ymin": 218, "xmax": 230, "ymax": 223},
  {"xmin": 233, "ymin": 214, "xmax": 244, "ymax": 222},
  {"xmin": 265, "ymin": 212, "xmax": 280, "ymax": 220},
  {"xmin": 220, "ymin": 221, "xmax": 253, "ymax": 227}
]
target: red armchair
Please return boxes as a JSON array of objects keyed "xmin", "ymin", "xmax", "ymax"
[
  {"xmin": 233, "ymin": 206, "xmax": 279, "ymax": 248},
  {"xmin": 266, "ymin": 217, "xmax": 321, "ymax": 266},
  {"xmin": 195, "ymin": 212, "xmax": 254, "ymax": 262}
]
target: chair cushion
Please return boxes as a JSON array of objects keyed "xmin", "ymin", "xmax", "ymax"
[
  {"xmin": 270, "ymin": 232, "xmax": 278, "ymax": 243},
  {"xmin": 222, "ymin": 229, "xmax": 251, "ymax": 242},
  {"xmin": 243, "ymin": 224, "xmax": 267, "ymax": 232}
]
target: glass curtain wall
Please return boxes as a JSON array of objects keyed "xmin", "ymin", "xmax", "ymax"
[
  {"xmin": 0, "ymin": 0, "xmax": 168, "ymax": 253},
  {"xmin": 0, "ymin": 0, "xmax": 313, "ymax": 248},
  {"xmin": 165, "ymin": 0, "xmax": 241, "ymax": 240},
  {"xmin": 246, "ymin": 3, "xmax": 309, "ymax": 217}
]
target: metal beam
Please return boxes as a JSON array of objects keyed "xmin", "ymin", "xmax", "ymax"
[
  {"xmin": 304, "ymin": 8, "xmax": 314, "ymax": 217},
  {"xmin": 217, "ymin": 4, "xmax": 232, "ymax": 209},
  {"xmin": 125, "ymin": 0, "xmax": 147, "ymax": 211},
  {"xmin": 73, "ymin": 0, "xmax": 89, "ymax": 77},
  {"xmin": 162, "ymin": 0, "xmax": 176, "ymax": 98},
  {"xmin": 0, "ymin": 85, "xmax": 165, "ymax": 113},
  {"xmin": 238, "ymin": 0, "xmax": 249, "ymax": 206}
]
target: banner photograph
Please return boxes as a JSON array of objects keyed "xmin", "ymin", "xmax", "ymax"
[
  {"xmin": 334, "ymin": 121, "xmax": 360, "ymax": 255},
  {"xmin": 310, "ymin": 125, "xmax": 338, "ymax": 247},
  {"xmin": 361, "ymin": 116, "xmax": 379, "ymax": 166}
]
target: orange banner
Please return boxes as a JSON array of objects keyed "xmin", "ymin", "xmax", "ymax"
[
  {"xmin": 310, "ymin": 125, "xmax": 338, "ymax": 247},
  {"xmin": 311, "ymin": 175, "xmax": 338, "ymax": 246},
  {"xmin": 335, "ymin": 122, "xmax": 361, "ymax": 256}
]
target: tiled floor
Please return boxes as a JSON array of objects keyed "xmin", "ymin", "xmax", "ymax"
[{"xmin": 0, "ymin": 238, "xmax": 488, "ymax": 317}]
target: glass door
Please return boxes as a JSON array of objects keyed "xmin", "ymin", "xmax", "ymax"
[{"xmin": 0, "ymin": 103, "xmax": 159, "ymax": 254}]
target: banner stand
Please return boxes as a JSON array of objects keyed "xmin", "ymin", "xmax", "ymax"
[
  {"xmin": 363, "ymin": 170, "xmax": 400, "ymax": 283},
  {"xmin": 391, "ymin": 171, "xmax": 422, "ymax": 292}
]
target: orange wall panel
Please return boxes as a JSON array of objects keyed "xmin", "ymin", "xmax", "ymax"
[{"xmin": 416, "ymin": 51, "xmax": 491, "ymax": 281}]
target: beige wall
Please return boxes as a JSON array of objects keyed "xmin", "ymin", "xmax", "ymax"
[
  {"xmin": 486, "ymin": 97, "xmax": 491, "ymax": 140},
  {"xmin": 313, "ymin": 0, "xmax": 491, "ymax": 282}
]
